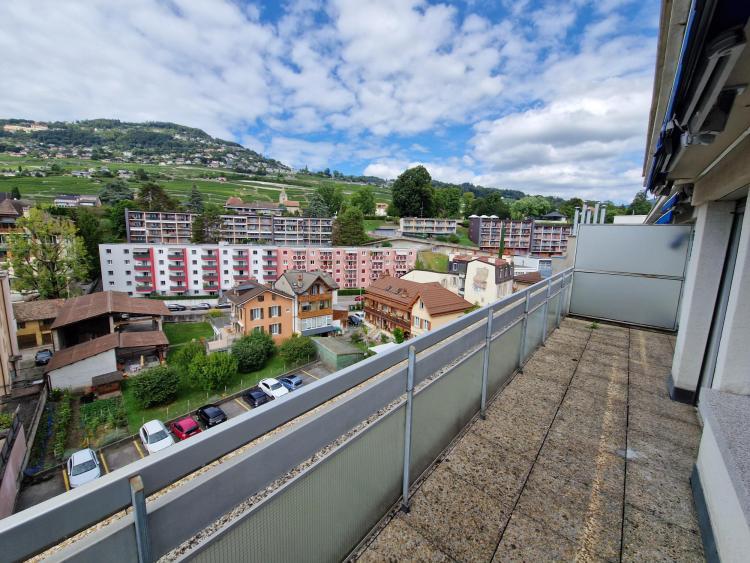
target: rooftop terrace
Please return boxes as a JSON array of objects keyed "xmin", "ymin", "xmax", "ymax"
[{"xmin": 358, "ymin": 318, "xmax": 703, "ymax": 562}]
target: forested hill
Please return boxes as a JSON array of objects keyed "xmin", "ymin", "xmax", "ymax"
[{"xmin": 0, "ymin": 118, "xmax": 290, "ymax": 174}]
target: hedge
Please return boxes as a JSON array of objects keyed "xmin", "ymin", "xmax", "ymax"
[{"xmin": 131, "ymin": 365, "xmax": 180, "ymax": 408}]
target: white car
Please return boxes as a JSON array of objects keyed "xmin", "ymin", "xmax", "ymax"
[
  {"xmin": 67, "ymin": 448, "xmax": 101, "ymax": 489},
  {"xmin": 139, "ymin": 420, "xmax": 175, "ymax": 454},
  {"xmin": 259, "ymin": 377, "xmax": 289, "ymax": 399}
]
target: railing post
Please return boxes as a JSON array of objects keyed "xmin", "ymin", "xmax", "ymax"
[
  {"xmin": 130, "ymin": 475, "xmax": 152, "ymax": 563},
  {"xmin": 555, "ymin": 280, "xmax": 563, "ymax": 328},
  {"xmin": 480, "ymin": 307, "xmax": 493, "ymax": 419},
  {"xmin": 518, "ymin": 290, "xmax": 530, "ymax": 370},
  {"xmin": 541, "ymin": 278, "xmax": 552, "ymax": 344},
  {"xmin": 564, "ymin": 272, "xmax": 573, "ymax": 315},
  {"xmin": 400, "ymin": 345, "xmax": 416, "ymax": 513}
]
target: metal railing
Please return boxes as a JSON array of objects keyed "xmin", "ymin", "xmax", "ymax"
[{"xmin": 0, "ymin": 268, "xmax": 573, "ymax": 562}]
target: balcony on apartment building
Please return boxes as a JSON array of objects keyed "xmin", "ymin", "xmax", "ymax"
[
  {"xmin": 133, "ymin": 262, "xmax": 151, "ymax": 271},
  {"xmin": 167, "ymin": 264, "xmax": 184, "ymax": 271},
  {"xmin": 135, "ymin": 284, "xmax": 153, "ymax": 293},
  {"xmin": 0, "ymin": 231, "xmax": 712, "ymax": 563}
]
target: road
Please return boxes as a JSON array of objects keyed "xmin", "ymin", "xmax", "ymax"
[{"xmin": 15, "ymin": 360, "xmax": 333, "ymax": 513}]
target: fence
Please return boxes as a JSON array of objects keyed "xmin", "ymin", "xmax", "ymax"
[{"xmin": 0, "ymin": 269, "xmax": 573, "ymax": 562}]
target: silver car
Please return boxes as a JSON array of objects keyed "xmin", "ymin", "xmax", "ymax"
[{"xmin": 67, "ymin": 448, "xmax": 101, "ymax": 489}]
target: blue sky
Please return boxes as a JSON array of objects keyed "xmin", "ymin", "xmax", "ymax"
[{"xmin": 0, "ymin": 0, "xmax": 659, "ymax": 202}]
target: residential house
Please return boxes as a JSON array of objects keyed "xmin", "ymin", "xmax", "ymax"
[
  {"xmin": 0, "ymin": 196, "xmax": 30, "ymax": 262},
  {"xmin": 45, "ymin": 291, "xmax": 169, "ymax": 390},
  {"xmin": 400, "ymin": 269, "xmax": 461, "ymax": 292},
  {"xmin": 459, "ymin": 257, "xmax": 514, "ymax": 306},
  {"xmin": 224, "ymin": 281, "xmax": 293, "ymax": 343},
  {"xmin": 274, "ymin": 271, "xmax": 339, "ymax": 336},
  {"xmin": 364, "ymin": 276, "xmax": 472, "ymax": 338},
  {"xmin": 224, "ymin": 197, "xmax": 282, "ymax": 216},
  {"xmin": 53, "ymin": 194, "xmax": 101, "ymax": 207},
  {"xmin": 12, "ymin": 298, "xmax": 66, "ymax": 349}
]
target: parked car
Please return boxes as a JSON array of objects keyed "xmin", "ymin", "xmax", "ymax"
[
  {"xmin": 66, "ymin": 448, "xmax": 101, "ymax": 488},
  {"xmin": 34, "ymin": 349, "xmax": 53, "ymax": 366},
  {"xmin": 191, "ymin": 303, "xmax": 211, "ymax": 311},
  {"xmin": 139, "ymin": 420, "xmax": 175, "ymax": 454},
  {"xmin": 167, "ymin": 303, "xmax": 187, "ymax": 312},
  {"xmin": 354, "ymin": 295, "xmax": 364, "ymax": 302},
  {"xmin": 351, "ymin": 311, "xmax": 365, "ymax": 320},
  {"xmin": 279, "ymin": 374, "xmax": 304, "ymax": 391},
  {"xmin": 243, "ymin": 386, "xmax": 271, "ymax": 408},
  {"xmin": 196, "ymin": 404, "xmax": 227, "ymax": 427},
  {"xmin": 348, "ymin": 315, "xmax": 362, "ymax": 326},
  {"xmin": 259, "ymin": 377, "xmax": 289, "ymax": 399},
  {"xmin": 214, "ymin": 303, "xmax": 231, "ymax": 309},
  {"xmin": 170, "ymin": 417, "xmax": 202, "ymax": 441}
]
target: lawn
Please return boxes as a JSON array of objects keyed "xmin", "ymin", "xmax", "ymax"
[
  {"xmin": 455, "ymin": 226, "xmax": 478, "ymax": 248},
  {"xmin": 163, "ymin": 322, "xmax": 214, "ymax": 346},
  {"xmin": 121, "ymin": 354, "xmax": 304, "ymax": 432},
  {"xmin": 417, "ymin": 251, "xmax": 449, "ymax": 272},
  {"xmin": 363, "ymin": 219, "xmax": 394, "ymax": 232}
]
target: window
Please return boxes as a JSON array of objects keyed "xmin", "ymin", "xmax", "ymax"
[
  {"xmin": 269, "ymin": 323, "xmax": 281, "ymax": 335},
  {"xmin": 258, "ymin": 295, "xmax": 264, "ymax": 302},
  {"xmin": 191, "ymin": 249, "xmax": 196, "ymax": 254},
  {"xmin": 124, "ymin": 260, "xmax": 130, "ymax": 265},
  {"xmin": 108, "ymin": 270, "xmax": 114, "ymax": 276},
  {"xmin": 192, "ymin": 260, "xmax": 197, "ymax": 265},
  {"xmin": 251, "ymin": 308, "xmax": 263, "ymax": 320},
  {"xmin": 126, "ymin": 281, "xmax": 132, "ymax": 286},
  {"xmin": 425, "ymin": 320, "xmax": 431, "ymax": 330},
  {"xmin": 123, "ymin": 249, "xmax": 129, "ymax": 254},
  {"xmin": 413, "ymin": 316, "xmax": 419, "ymax": 327},
  {"xmin": 269, "ymin": 306, "xmax": 281, "ymax": 317},
  {"xmin": 109, "ymin": 281, "xmax": 115, "ymax": 286},
  {"xmin": 105, "ymin": 249, "xmax": 112, "ymax": 254},
  {"xmin": 253, "ymin": 326, "xmax": 264, "ymax": 334},
  {"xmin": 301, "ymin": 302, "xmax": 312, "ymax": 312},
  {"xmin": 224, "ymin": 270, "xmax": 229, "ymax": 275},
  {"xmin": 419, "ymin": 301, "xmax": 424, "ymax": 310},
  {"xmin": 158, "ymin": 249, "xmax": 164, "ymax": 254},
  {"xmin": 159, "ymin": 260, "xmax": 164, "ymax": 265},
  {"xmin": 106, "ymin": 259, "xmax": 113, "ymax": 265}
]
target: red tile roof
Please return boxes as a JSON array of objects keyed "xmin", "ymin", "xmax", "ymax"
[
  {"xmin": 45, "ymin": 330, "xmax": 168, "ymax": 372},
  {"xmin": 367, "ymin": 276, "xmax": 472, "ymax": 316},
  {"xmin": 50, "ymin": 291, "xmax": 169, "ymax": 329}
]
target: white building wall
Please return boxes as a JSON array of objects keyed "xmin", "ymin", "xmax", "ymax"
[{"xmin": 48, "ymin": 349, "xmax": 118, "ymax": 390}]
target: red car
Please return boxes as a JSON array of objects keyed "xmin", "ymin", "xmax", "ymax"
[
  {"xmin": 354, "ymin": 295, "xmax": 363, "ymax": 301},
  {"xmin": 170, "ymin": 417, "xmax": 202, "ymax": 441}
]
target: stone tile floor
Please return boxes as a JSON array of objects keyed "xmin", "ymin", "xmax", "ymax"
[{"xmin": 358, "ymin": 317, "xmax": 704, "ymax": 562}]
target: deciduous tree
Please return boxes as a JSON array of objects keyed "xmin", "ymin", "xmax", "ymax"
[
  {"xmin": 392, "ymin": 166, "xmax": 435, "ymax": 217},
  {"xmin": 509, "ymin": 196, "xmax": 552, "ymax": 219},
  {"xmin": 332, "ymin": 206, "xmax": 368, "ymax": 245},
  {"xmin": 351, "ymin": 186, "xmax": 376, "ymax": 215},
  {"xmin": 137, "ymin": 182, "xmax": 176, "ymax": 211},
  {"xmin": 6, "ymin": 208, "xmax": 89, "ymax": 298},
  {"xmin": 315, "ymin": 184, "xmax": 344, "ymax": 215},
  {"xmin": 99, "ymin": 180, "xmax": 134, "ymax": 204},
  {"xmin": 471, "ymin": 192, "xmax": 510, "ymax": 218}
]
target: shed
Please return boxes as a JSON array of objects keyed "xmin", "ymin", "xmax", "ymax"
[{"xmin": 312, "ymin": 338, "xmax": 365, "ymax": 371}]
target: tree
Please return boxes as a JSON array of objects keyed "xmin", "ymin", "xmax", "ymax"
[
  {"xmin": 107, "ymin": 199, "xmax": 137, "ymax": 241},
  {"xmin": 72, "ymin": 208, "xmax": 104, "ymax": 279},
  {"xmin": 131, "ymin": 365, "xmax": 179, "ymax": 408},
  {"xmin": 99, "ymin": 180, "xmax": 134, "ymax": 204},
  {"xmin": 231, "ymin": 332, "xmax": 275, "ymax": 372},
  {"xmin": 137, "ymin": 182, "xmax": 176, "ymax": 211},
  {"xmin": 332, "ymin": 206, "xmax": 368, "ymax": 245},
  {"xmin": 471, "ymin": 192, "xmax": 510, "ymax": 218},
  {"xmin": 629, "ymin": 191, "xmax": 653, "ymax": 215},
  {"xmin": 191, "ymin": 204, "xmax": 223, "ymax": 243},
  {"xmin": 187, "ymin": 184, "xmax": 205, "ymax": 213},
  {"xmin": 386, "ymin": 203, "xmax": 399, "ymax": 217},
  {"xmin": 498, "ymin": 224, "xmax": 506, "ymax": 257},
  {"xmin": 559, "ymin": 197, "xmax": 584, "ymax": 221},
  {"xmin": 188, "ymin": 351, "xmax": 238, "ymax": 391},
  {"xmin": 305, "ymin": 192, "xmax": 330, "ymax": 218},
  {"xmin": 393, "ymin": 327, "xmax": 405, "ymax": 344},
  {"xmin": 434, "ymin": 187, "xmax": 462, "ymax": 218},
  {"xmin": 351, "ymin": 186, "xmax": 376, "ymax": 215},
  {"xmin": 135, "ymin": 168, "xmax": 149, "ymax": 181},
  {"xmin": 461, "ymin": 191, "xmax": 475, "ymax": 216},
  {"xmin": 6, "ymin": 209, "xmax": 89, "ymax": 298},
  {"xmin": 172, "ymin": 340, "xmax": 206, "ymax": 379},
  {"xmin": 391, "ymin": 166, "xmax": 435, "ymax": 217},
  {"xmin": 315, "ymin": 184, "xmax": 344, "ymax": 215},
  {"xmin": 10, "ymin": 186, "xmax": 21, "ymax": 200},
  {"xmin": 510, "ymin": 196, "xmax": 552, "ymax": 219},
  {"xmin": 278, "ymin": 335, "xmax": 317, "ymax": 365}
]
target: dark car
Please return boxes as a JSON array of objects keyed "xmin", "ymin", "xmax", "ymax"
[
  {"xmin": 279, "ymin": 374, "xmax": 304, "ymax": 391},
  {"xmin": 348, "ymin": 315, "xmax": 362, "ymax": 326},
  {"xmin": 34, "ymin": 349, "xmax": 53, "ymax": 366},
  {"xmin": 196, "ymin": 404, "xmax": 227, "ymax": 427},
  {"xmin": 167, "ymin": 304, "xmax": 187, "ymax": 312},
  {"xmin": 243, "ymin": 386, "xmax": 271, "ymax": 408}
]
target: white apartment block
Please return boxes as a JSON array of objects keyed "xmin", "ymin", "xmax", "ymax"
[
  {"xmin": 99, "ymin": 243, "xmax": 419, "ymax": 296},
  {"xmin": 399, "ymin": 217, "xmax": 458, "ymax": 236},
  {"xmin": 125, "ymin": 210, "xmax": 333, "ymax": 245}
]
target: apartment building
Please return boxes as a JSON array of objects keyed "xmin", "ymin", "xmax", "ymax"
[
  {"xmin": 52, "ymin": 194, "xmax": 101, "ymax": 207},
  {"xmin": 224, "ymin": 281, "xmax": 293, "ymax": 343},
  {"xmin": 124, "ymin": 210, "xmax": 333, "ymax": 245},
  {"xmin": 399, "ymin": 217, "xmax": 458, "ymax": 237},
  {"xmin": 449, "ymin": 256, "xmax": 514, "ymax": 306},
  {"xmin": 274, "ymin": 271, "xmax": 339, "ymax": 336},
  {"xmin": 99, "ymin": 243, "xmax": 418, "ymax": 296},
  {"xmin": 364, "ymin": 276, "xmax": 472, "ymax": 338},
  {"xmin": 468, "ymin": 215, "xmax": 571, "ymax": 257}
]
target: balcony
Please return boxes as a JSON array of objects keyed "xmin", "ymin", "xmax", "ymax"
[
  {"xmin": 202, "ymin": 273, "xmax": 218, "ymax": 281},
  {"xmin": 168, "ymin": 264, "xmax": 184, "ymax": 271},
  {"xmin": 134, "ymin": 275, "xmax": 151, "ymax": 283},
  {"xmin": 202, "ymin": 263, "xmax": 218, "ymax": 270},
  {"xmin": 169, "ymin": 274, "xmax": 186, "ymax": 282},
  {"xmin": 167, "ymin": 252, "xmax": 183, "ymax": 260},
  {"xmin": 2, "ymin": 267, "xmax": 706, "ymax": 563},
  {"xmin": 134, "ymin": 264, "xmax": 151, "ymax": 271},
  {"xmin": 170, "ymin": 285, "xmax": 187, "ymax": 292},
  {"xmin": 135, "ymin": 285, "xmax": 153, "ymax": 293}
]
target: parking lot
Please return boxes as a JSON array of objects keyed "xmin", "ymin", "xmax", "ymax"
[{"xmin": 16, "ymin": 360, "xmax": 334, "ymax": 512}]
